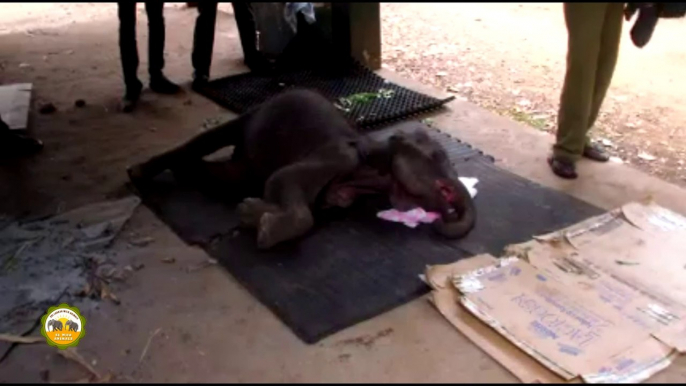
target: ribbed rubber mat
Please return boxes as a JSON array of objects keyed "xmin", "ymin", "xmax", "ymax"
[
  {"xmin": 132, "ymin": 125, "xmax": 603, "ymax": 344},
  {"xmin": 195, "ymin": 61, "xmax": 455, "ymax": 130}
]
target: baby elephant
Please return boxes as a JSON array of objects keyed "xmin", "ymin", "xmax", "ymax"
[{"xmin": 128, "ymin": 89, "xmax": 476, "ymax": 249}]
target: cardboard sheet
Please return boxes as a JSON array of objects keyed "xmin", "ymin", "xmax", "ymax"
[
  {"xmin": 0, "ymin": 83, "xmax": 32, "ymax": 130},
  {"xmin": 426, "ymin": 200, "xmax": 686, "ymax": 383}
]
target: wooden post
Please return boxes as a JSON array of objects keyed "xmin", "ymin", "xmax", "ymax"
[{"xmin": 331, "ymin": 3, "xmax": 381, "ymax": 70}]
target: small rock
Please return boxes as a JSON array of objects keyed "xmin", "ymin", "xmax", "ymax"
[
  {"xmin": 637, "ymin": 152, "xmax": 657, "ymax": 161},
  {"xmin": 609, "ymin": 156, "xmax": 624, "ymax": 164},
  {"xmin": 19, "ymin": 62, "xmax": 31, "ymax": 68},
  {"xmin": 39, "ymin": 103, "xmax": 56, "ymax": 115},
  {"xmin": 435, "ymin": 71, "xmax": 447, "ymax": 77},
  {"xmin": 74, "ymin": 99, "xmax": 86, "ymax": 108},
  {"xmin": 132, "ymin": 262, "xmax": 145, "ymax": 271},
  {"xmin": 599, "ymin": 138, "xmax": 615, "ymax": 148},
  {"xmin": 183, "ymin": 99, "xmax": 192, "ymax": 106},
  {"xmin": 162, "ymin": 257, "xmax": 176, "ymax": 264}
]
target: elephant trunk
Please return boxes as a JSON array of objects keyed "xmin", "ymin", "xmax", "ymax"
[{"xmin": 431, "ymin": 178, "xmax": 476, "ymax": 239}]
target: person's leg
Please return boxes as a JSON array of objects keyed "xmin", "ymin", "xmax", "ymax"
[
  {"xmin": 0, "ymin": 114, "xmax": 43, "ymax": 158},
  {"xmin": 582, "ymin": 2, "xmax": 624, "ymax": 162},
  {"xmin": 117, "ymin": 2, "xmax": 143, "ymax": 112},
  {"xmin": 231, "ymin": 2, "xmax": 274, "ymax": 72},
  {"xmin": 191, "ymin": 1, "xmax": 218, "ymax": 89},
  {"xmin": 144, "ymin": 2, "xmax": 180, "ymax": 94},
  {"xmin": 550, "ymin": 3, "xmax": 607, "ymax": 179}
]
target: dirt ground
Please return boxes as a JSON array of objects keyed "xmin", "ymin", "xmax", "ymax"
[
  {"xmin": 2, "ymin": 3, "xmax": 686, "ymax": 383},
  {"xmin": 381, "ymin": 3, "xmax": 686, "ymax": 186}
]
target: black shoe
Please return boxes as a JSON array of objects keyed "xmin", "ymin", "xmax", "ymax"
[
  {"xmin": 0, "ymin": 131, "xmax": 43, "ymax": 158},
  {"xmin": 583, "ymin": 142, "xmax": 610, "ymax": 162},
  {"xmin": 122, "ymin": 80, "xmax": 143, "ymax": 113},
  {"xmin": 547, "ymin": 156, "xmax": 578, "ymax": 180},
  {"xmin": 245, "ymin": 54, "xmax": 276, "ymax": 74},
  {"xmin": 150, "ymin": 74, "xmax": 181, "ymax": 95},
  {"xmin": 191, "ymin": 74, "xmax": 209, "ymax": 92}
]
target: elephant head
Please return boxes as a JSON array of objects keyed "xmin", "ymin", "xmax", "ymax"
[{"xmin": 364, "ymin": 122, "xmax": 476, "ymax": 238}]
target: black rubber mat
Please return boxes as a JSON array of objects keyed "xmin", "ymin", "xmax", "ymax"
[
  {"xmin": 132, "ymin": 126, "xmax": 603, "ymax": 344},
  {"xmin": 194, "ymin": 60, "xmax": 455, "ymax": 130}
]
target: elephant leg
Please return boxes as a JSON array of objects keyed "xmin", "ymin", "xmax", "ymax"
[
  {"xmin": 245, "ymin": 141, "xmax": 359, "ymax": 249},
  {"xmin": 128, "ymin": 113, "xmax": 249, "ymax": 182},
  {"xmin": 172, "ymin": 158, "xmax": 255, "ymax": 201}
]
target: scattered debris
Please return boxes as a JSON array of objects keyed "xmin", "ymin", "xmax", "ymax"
[
  {"xmin": 436, "ymin": 71, "xmax": 448, "ymax": 77},
  {"xmin": 185, "ymin": 258, "xmax": 218, "ymax": 273},
  {"xmin": 616, "ymin": 260, "xmax": 640, "ymax": 266},
  {"xmin": 74, "ymin": 99, "xmax": 86, "ymax": 108},
  {"xmin": 129, "ymin": 262, "xmax": 145, "ymax": 271},
  {"xmin": 338, "ymin": 353, "xmax": 352, "ymax": 362},
  {"xmin": 0, "ymin": 334, "xmax": 44, "ymax": 344},
  {"xmin": 599, "ymin": 138, "xmax": 615, "ymax": 148},
  {"xmin": 336, "ymin": 328, "xmax": 394, "ymax": 349},
  {"xmin": 100, "ymin": 283, "xmax": 120, "ymax": 305},
  {"xmin": 638, "ymin": 151, "xmax": 657, "ymax": 161},
  {"xmin": 335, "ymin": 89, "xmax": 396, "ymax": 112},
  {"xmin": 58, "ymin": 347, "xmax": 102, "ymax": 381},
  {"xmin": 139, "ymin": 328, "xmax": 162, "ymax": 363},
  {"xmin": 39, "ymin": 103, "xmax": 57, "ymax": 114},
  {"xmin": 420, "ymin": 118, "xmax": 434, "ymax": 127},
  {"xmin": 161, "ymin": 257, "xmax": 176, "ymax": 264},
  {"xmin": 18, "ymin": 63, "xmax": 31, "ymax": 69},
  {"xmin": 129, "ymin": 236, "xmax": 154, "ymax": 248}
]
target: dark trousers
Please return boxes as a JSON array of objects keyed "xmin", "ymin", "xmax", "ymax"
[
  {"xmin": 191, "ymin": 2, "xmax": 259, "ymax": 78},
  {"xmin": 117, "ymin": 2, "xmax": 166, "ymax": 90}
]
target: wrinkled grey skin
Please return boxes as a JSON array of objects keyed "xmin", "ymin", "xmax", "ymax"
[
  {"xmin": 128, "ymin": 89, "xmax": 476, "ymax": 249},
  {"xmin": 47, "ymin": 319, "xmax": 63, "ymax": 332}
]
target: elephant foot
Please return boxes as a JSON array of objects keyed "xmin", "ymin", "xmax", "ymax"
[
  {"xmin": 237, "ymin": 198, "xmax": 279, "ymax": 228},
  {"xmin": 256, "ymin": 208, "xmax": 313, "ymax": 250}
]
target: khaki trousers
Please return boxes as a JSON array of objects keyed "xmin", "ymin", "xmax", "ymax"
[{"xmin": 554, "ymin": 2, "xmax": 624, "ymax": 161}]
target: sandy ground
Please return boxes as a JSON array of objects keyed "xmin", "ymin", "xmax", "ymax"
[
  {"xmin": 1, "ymin": 3, "xmax": 686, "ymax": 383},
  {"xmin": 381, "ymin": 3, "xmax": 686, "ymax": 186}
]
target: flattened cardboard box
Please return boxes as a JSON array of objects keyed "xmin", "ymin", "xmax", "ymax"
[{"xmin": 426, "ymin": 201, "xmax": 686, "ymax": 383}]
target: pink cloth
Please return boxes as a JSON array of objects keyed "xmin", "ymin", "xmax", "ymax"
[{"xmin": 376, "ymin": 208, "xmax": 441, "ymax": 228}]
